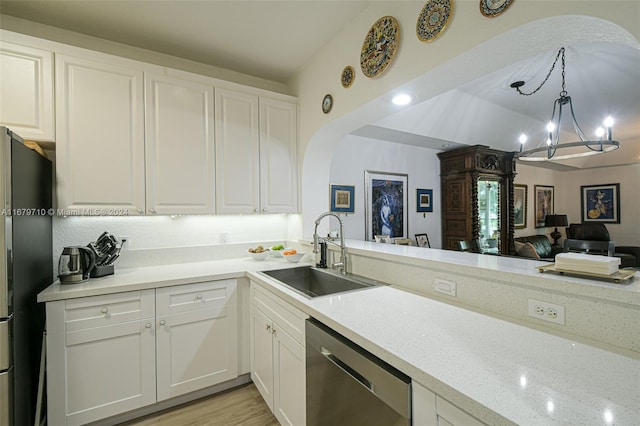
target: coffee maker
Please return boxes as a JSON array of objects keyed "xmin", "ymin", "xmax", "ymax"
[{"xmin": 58, "ymin": 246, "xmax": 96, "ymax": 284}]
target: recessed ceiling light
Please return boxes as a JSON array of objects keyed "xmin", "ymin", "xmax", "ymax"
[{"xmin": 392, "ymin": 94, "xmax": 411, "ymax": 105}]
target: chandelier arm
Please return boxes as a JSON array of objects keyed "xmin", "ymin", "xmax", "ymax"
[{"xmin": 566, "ymin": 97, "xmax": 590, "ymax": 143}]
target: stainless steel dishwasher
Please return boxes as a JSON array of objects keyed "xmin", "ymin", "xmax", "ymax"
[{"xmin": 306, "ymin": 318, "xmax": 411, "ymax": 426}]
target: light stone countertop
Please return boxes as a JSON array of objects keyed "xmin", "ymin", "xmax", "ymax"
[
  {"xmin": 249, "ymin": 271, "xmax": 640, "ymax": 426},
  {"xmin": 38, "ymin": 243, "xmax": 640, "ymax": 425}
]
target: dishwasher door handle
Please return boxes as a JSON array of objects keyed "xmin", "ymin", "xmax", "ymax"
[{"xmin": 320, "ymin": 346, "xmax": 374, "ymax": 393}]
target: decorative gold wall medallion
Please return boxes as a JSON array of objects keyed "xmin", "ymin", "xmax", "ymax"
[
  {"xmin": 416, "ymin": 0, "xmax": 454, "ymax": 42},
  {"xmin": 360, "ymin": 16, "xmax": 400, "ymax": 79}
]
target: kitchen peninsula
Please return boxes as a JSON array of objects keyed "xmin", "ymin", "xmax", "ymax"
[{"xmin": 38, "ymin": 242, "xmax": 640, "ymax": 426}]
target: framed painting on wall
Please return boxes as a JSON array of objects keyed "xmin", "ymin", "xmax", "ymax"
[
  {"xmin": 513, "ymin": 184, "xmax": 527, "ymax": 229},
  {"xmin": 416, "ymin": 188, "xmax": 433, "ymax": 213},
  {"xmin": 534, "ymin": 185, "xmax": 554, "ymax": 228},
  {"xmin": 329, "ymin": 184, "xmax": 355, "ymax": 214},
  {"xmin": 365, "ymin": 171, "xmax": 408, "ymax": 241},
  {"xmin": 581, "ymin": 183, "xmax": 620, "ymax": 223}
]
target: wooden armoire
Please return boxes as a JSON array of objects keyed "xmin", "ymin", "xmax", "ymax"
[{"xmin": 437, "ymin": 145, "xmax": 516, "ymax": 254}]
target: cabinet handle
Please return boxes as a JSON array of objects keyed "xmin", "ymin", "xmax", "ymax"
[
  {"xmin": 272, "ymin": 327, "xmax": 277, "ymax": 336},
  {"xmin": 101, "ymin": 307, "xmax": 108, "ymax": 314},
  {"xmin": 159, "ymin": 320, "xmax": 166, "ymax": 326},
  {"xmin": 145, "ymin": 323, "xmax": 152, "ymax": 328},
  {"xmin": 266, "ymin": 324, "xmax": 271, "ymax": 332},
  {"xmin": 262, "ymin": 208, "xmax": 267, "ymax": 212},
  {"xmin": 254, "ymin": 208, "xmax": 259, "ymax": 213},
  {"xmin": 196, "ymin": 294, "xmax": 203, "ymax": 300},
  {"xmin": 149, "ymin": 208, "xmax": 156, "ymax": 214},
  {"xmin": 137, "ymin": 208, "xmax": 143, "ymax": 214}
]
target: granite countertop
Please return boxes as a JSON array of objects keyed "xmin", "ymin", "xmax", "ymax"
[{"xmin": 38, "ymin": 244, "xmax": 640, "ymax": 425}]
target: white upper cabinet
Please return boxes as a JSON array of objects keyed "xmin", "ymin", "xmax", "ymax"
[
  {"xmin": 215, "ymin": 87, "xmax": 298, "ymax": 214},
  {"xmin": 0, "ymin": 39, "xmax": 54, "ymax": 141},
  {"xmin": 215, "ymin": 87, "xmax": 261, "ymax": 213},
  {"xmin": 259, "ymin": 98, "xmax": 298, "ymax": 214},
  {"xmin": 145, "ymin": 73, "xmax": 215, "ymax": 215},
  {"xmin": 56, "ymin": 53, "xmax": 146, "ymax": 214}
]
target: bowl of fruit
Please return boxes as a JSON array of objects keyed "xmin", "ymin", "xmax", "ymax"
[
  {"xmin": 282, "ymin": 249, "xmax": 304, "ymax": 263},
  {"xmin": 248, "ymin": 245, "xmax": 270, "ymax": 261}
]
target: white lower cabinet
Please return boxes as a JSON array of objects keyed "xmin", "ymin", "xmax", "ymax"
[
  {"xmin": 156, "ymin": 280, "xmax": 237, "ymax": 401},
  {"xmin": 412, "ymin": 381, "xmax": 486, "ymax": 426},
  {"xmin": 250, "ymin": 282, "xmax": 307, "ymax": 426},
  {"xmin": 46, "ymin": 280, "xmax": 238, "ymax": 425}
]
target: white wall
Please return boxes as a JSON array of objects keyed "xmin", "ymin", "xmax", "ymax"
[
  {"xmin": 53, "ymin": 214, "xmax": 303, "ymax": 270},
  {"xmin": 327, "ymin": 135, "xmax": 441, "ymax": 246},
  {"xmin": 514, "ymin": 163, "xmax": 640, "ymax": 245}
]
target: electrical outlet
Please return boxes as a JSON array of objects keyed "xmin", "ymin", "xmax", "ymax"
[
  {"xmin": 434, "ymin": 278, "xmax": 457, "ymax": 297},
  {"xmin": 527, "ymin": 299, "xmax": 565, "ymax": 325}
]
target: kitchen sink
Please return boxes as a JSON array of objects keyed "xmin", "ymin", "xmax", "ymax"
[{"xmin": 261, "ymin": 266, "xmax": 383, "ymax": 298}]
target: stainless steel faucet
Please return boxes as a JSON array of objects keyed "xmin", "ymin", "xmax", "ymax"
[{"xmin": 313, "ymin": 212, "xmax": 347, "ymax": 274}]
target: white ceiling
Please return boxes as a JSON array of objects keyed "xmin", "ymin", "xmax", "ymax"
[{"xmin": 2, "ymin": 1, "xmax": 638, "ymax": 170}]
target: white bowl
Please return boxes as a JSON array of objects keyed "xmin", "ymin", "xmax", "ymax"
[
  {"xmin": 248, "ymin": 250, "xmax": 270, "ymax": 261},
  {"xmin": 282, "ymin": 251, "xmax": 305, "ymax": 263},
  {"xmin": 271, "ymin": 248, "xmax": 291, "ymax": 258}
]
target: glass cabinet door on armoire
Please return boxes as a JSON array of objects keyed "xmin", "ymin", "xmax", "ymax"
[{"xmin": 437, "ymin": 145, "xmax": 516, "ymax": 254}]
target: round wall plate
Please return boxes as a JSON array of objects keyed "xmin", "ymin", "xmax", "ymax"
[
  {"xmin": 341, "ymin": 65, "xmax": 355, "ymax": 88},
  {"xmin": 479, "ymin": 0, "xmax": 514, "ymax": 18},
  {"xmin": 360, "ymin": 16, "xmax": 400, "ymax": 79},
  {"xmin": 416, "ymin": 0, "xmax": 454, "ymax": 42},
  {"xmin": 322, "ymin": 94, "xmax": 333, "ymax": 114}
]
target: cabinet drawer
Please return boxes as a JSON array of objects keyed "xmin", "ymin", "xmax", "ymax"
[
  {"xmin": 63, "ymin": 290, "xmax": 155, "ymax": 332},
  {"xmin": 156, "ymin": 279, "xmax": 237, "ymax": 316},
  {"xmin": 251, "ymin": 283, "xmax": 307, "ymax": 345}
]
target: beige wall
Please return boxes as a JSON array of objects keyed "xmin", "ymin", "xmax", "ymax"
[{"xmin": 289, "ymin": 1, "xmax": 640, "ymax": 238}]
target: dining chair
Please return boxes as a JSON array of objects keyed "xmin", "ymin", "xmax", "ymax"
[{"xmin": 563, "ymin": 239, "xmax": 614, "ymax": 257}]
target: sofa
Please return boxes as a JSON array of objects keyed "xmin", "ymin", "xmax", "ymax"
[
  {"xmin": 566, "ymin": 223, "xmax": 639, "ymax": 268},
  {"xmin": 514, "ymin": 235, "xmax": 562, "ymax": 261}
]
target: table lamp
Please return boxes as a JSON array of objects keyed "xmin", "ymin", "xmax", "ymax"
[{"xmin": 545, "ymin": 214, "xmax": 568, "ymax": 247}]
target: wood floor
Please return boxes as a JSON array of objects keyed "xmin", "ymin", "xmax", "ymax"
[{"xmin": 120, "ymin": 383, "xmax": 279, "ymax": 426}]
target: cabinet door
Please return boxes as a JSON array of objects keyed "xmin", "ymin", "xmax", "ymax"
[
  {"xmin": 273, "ymin": 324, "xmax": 305, "ymax": 426},
  {"xmin": 145, "ymin": 73, "xmax": 215, "ymax": 214},
  {"xmin": 214, "ymin": 87, "xmax": 260, "ymax": 213},
  {"xmin": 436, "ymin": 396, "xmax": 486, "ymax": 426},
  {"xmin": 0, "ymin": 41, "xmax": 54, "ymax": 141},
  {"xmin": 259, "ymin": 98, "xmax": 298, "ymax": 213},
  {"xmin": 51, "ymin": 320, "xmax": 156, "ymax": 426},
  {"xmin": 56, "ymin": 54, "xmax": 145, "ymax": 214},
  {"xmin": 250, "ymin": 306, "xmax": 274, "ymax": 410},
  {"xmin": 412, "ymin": 381, "xmax": 437, "ymax": 426},
  {"xmin": 156, "ymin": 305, "xmax": 238, "ymax": 401}
]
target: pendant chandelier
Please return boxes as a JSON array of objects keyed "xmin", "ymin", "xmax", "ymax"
[{"xmin": 511, "ymin": 47, "xmax": 619, "ymax": 161}]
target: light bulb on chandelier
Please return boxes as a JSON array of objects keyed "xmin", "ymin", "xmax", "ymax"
[{"xmin": 512, "ymin": 47, "xmax": 620, "ymax": 161}]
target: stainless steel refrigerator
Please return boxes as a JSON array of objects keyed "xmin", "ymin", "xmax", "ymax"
[{"xmin": 0, "ymin": 127, "xmax": 53, "ymax": 426}]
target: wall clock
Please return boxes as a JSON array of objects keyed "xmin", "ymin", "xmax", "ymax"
[
  {"xmin": 322, "ymin": 94, "xmax": 333, "ymax": 114},
  {"xmin": 479, "ymin": 0, "xmax": 514, "ymax": 18},
  {"xmin": 341, "ymin": 65, "xmax": 355, "ymax": 88},
  {"xmin": 360, "ymin": 16, "xmax": 400, "ymax": 79},
  {"xmin": 416, "ymin": 0, "xmax": 454, "ymax": 42}
]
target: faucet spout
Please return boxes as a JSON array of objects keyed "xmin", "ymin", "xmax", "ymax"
[{"xmin": 313, "ymin": 212, "xmax": 347, "ymax": 274}]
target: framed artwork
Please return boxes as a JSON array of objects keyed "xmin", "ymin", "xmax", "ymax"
[
  {"xmin": 329, "ymin": 184, "xmax": 355, "ymax": 214},
  {"xmin": 415, "ymin": 233, "xmax": 431, "ymax": 248},
  {"xmin": 365, "ymin": 171, "xmax": 408, "ymax": 241},
  {"xmin": 416, "ymin": 188, "xmax": 433, "ymax": 213},
  {"xmin": 513, "ymin": 184, "xmax": 527, "ymax": 229},
  {"xmin": 374, "ymin": 235, "xmax": 392, "ymax": 244},
  {"xmin": 534, "ymin": 185, "xmax": 554, "ymax": 228},
  {"xmin": 581, "ymin": 183, "xmax": 620, "ymax": 223}
]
